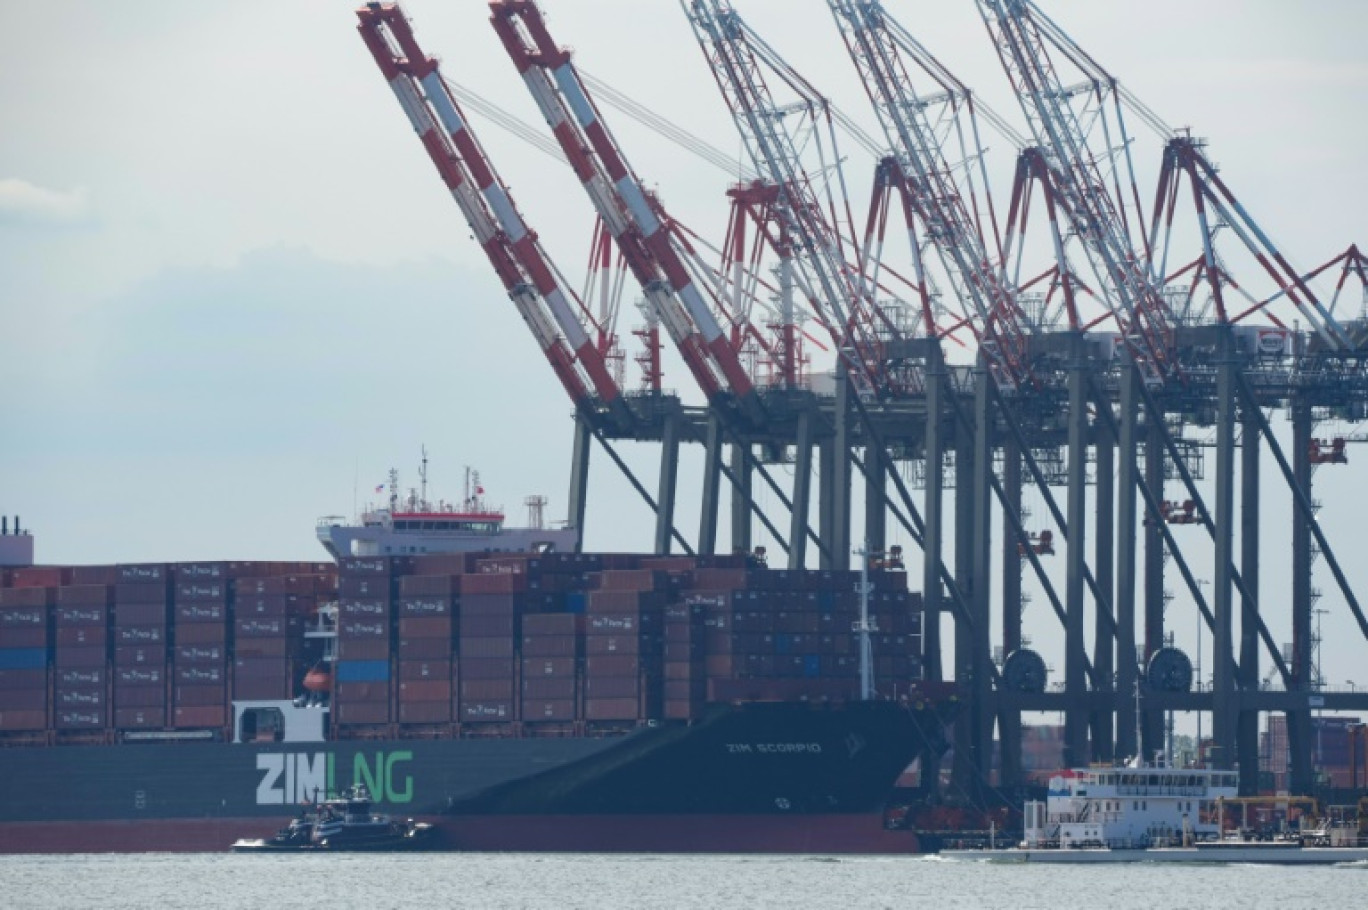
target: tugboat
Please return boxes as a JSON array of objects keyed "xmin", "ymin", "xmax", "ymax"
[{"xmin": 231, "ymin": 785, "xmax": 438, "ymax": 852}]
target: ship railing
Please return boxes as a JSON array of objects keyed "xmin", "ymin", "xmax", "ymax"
[
  {"xmin": 1116, "ymin": 784, "xmax": 1207, "ymax": 797},
  {"xmin": 317, "ymin": 515, "xmax": 346, "ymax": 528}
]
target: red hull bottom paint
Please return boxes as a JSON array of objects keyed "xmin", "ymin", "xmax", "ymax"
[{"xmin": 0, "ymin": 815, "xmax": 921, "ymax": 855}]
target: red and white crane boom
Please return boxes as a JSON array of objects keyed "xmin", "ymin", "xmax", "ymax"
[{"xmin": 356, "ymin": 3, "xmax": 632, "ymax": 426}]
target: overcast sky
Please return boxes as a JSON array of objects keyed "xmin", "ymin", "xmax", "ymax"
[{"xmin": 3, "ymin": 1, "xmax": 1367, "ymax": 697}]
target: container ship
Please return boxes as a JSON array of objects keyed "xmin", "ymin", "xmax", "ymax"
[{"xmin": 0, "ymin": 495, "xmax": 951, "ymax": 854}]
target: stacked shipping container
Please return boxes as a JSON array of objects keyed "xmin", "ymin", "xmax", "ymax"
[
  {"xmin": 0, "ymin": 569, "xmax": 58, "ymax": 732},
  {"xmin": 112, "ymin": 565, "xmax": 171, "ymax": 730}
]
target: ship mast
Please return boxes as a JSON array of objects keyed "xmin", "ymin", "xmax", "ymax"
[{"xmin": 419, "ymin": 445, "xmax": 428, "ymax": 511}]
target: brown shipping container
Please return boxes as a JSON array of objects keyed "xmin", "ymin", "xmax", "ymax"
[
  {"xmin": 114, "ymin": 603, "xmax": 168, "ymax": 625},
  {"xmin": 586, "ymin": 654, "xmax": 656, "ymax": 676},
  {"xmin": 460, "ymin": 679, "xmax": 515, "ymax": 701},
  {"xmin": 397, "ymin": 660, "xmax": 452, "ymax": 681},
  {"xmin": 237, "ymin": 575, "xmax": 326, "ymax": 597},
  {"xmin": 54, "ymin": 666, "xmax": 104, "ymax": 686},
  {"xmin": 234, "ymin": 676, "xmax": 293, "ymax": 700},
  {"xmin": 0, "ymin": 668, "xmax": 47, "ymax": 688},
  {"xmin": 176, "ymin": 644, "xmax": 226, "ymax": 664},
  {"xmin": 55, "ymin": 604, "xmax": 109, "ymax": 626},
  {"xmin": 335, "ymin": 681, "xmax": 388, "ymax": 702},
  {"xmin": 11, "ymin": 566, "xmax": 70, "ymax": 588},
  {"xmin": 0, "ymin": 607, "xmax": 46, "ymax": 627},
  {"xmin": 56, "ymin": 626, "xmax": 107, "ymax": 648},
  {"xmin": 114, "ymin": 645, "xmax": 165, "ymax": 666},
  {"xmin": 521, "ymin": 657, "xmax": 576, "ymax": 678},
  {"xmin": 522, "ymin": 677, "xmax": 576, "ymax": 699},
  {"xmin": 118, "ymin": 564, "xmax": 170, "ymax": 584},
  {"xmin": 175, "ymin": 663, "xmax": 226, "ymax": 685},
  {"xmin": 398, "ymin": 616, "xmax": 453, "ymax": 639},
  {"xmin": 68, "ymin": 566, "xmax": 120, "ymax": 585},
  {"xmin": 398, "ymin": 575, "xmax": 461, "ymax": 598},
  {"xmin": 0, "ymin": 710, "xmax": 49, "ymax": 730},
  {"xmin": 459, "ymin": 593, "xmax": 524, "ymax": 615},
  {"xmin": 585, "ymin": 635, "xmax": 647, "ymax": 656},
  {"xmin": 235, "ymin": 617, "xmax": 299, "ymax": 638},
  {"xmin": 338, "ymin": 598, "xmax": 389, "ymax": 618},
  {"xmin": 460, "ymin": 614, "xmax": 514, "ymax": 638},
  {"xmin": 176, "ymin": 623, "xmax": 228, "ymax": 646},
  {"xmin": 459, "ymin": 636, "xmax": 514, "ymax": 660},
  {"xmin": 597, "ymin": 569, "xmax": 669, "ymax": 593},
  {"xmin": 0, "ymin": 587, "xmax": 54, "ymax": 608},
  {"xmin": 664, "ymin": 662, "xmax": 701, "ymax": 681},
  {"xmin": 175, "ymin": 602, "xmax": 226, "ymax": 624},
  {"xmin": 54, "ymin": 708, "xmax": 106, "ymax": 729},
  {"xmin": 663, "ymin": 641, "xmax": 701, "ymax": 661},
  {"xmin": 585, "ymin": 676, "xmax": 643, "ymax": 698},
  {"xmin": 460, "ymin": 657, "xmax": 514, "ymax": 680},
  {"xmin": 0, "ymin": 627, "xmax": 47, "ymax": 648},
  {"xmin": 664, "ymin": 679, "xmax": 705, "ymax": 701},
  {"xmin": 175, "ymin": 582, "xmax": 228, "ymax": 603},
  {"xmin": 115, "ymin": 665, "xmax": 164, "ymax": 686},
  {"xmin": 175, "ymin": 684, "xmax": 226, "ymax": 707},
  {"xmin": 587, "ymin": 613, "xmax": 658, "ymax": 634},
  {"xmin": 398, "ymin": 679, "xmax": 451, "ymax": 702},
  {"xmin": 55, "ymin": 646, "xmax": 107, "ymax": 668},
  {"xmin": 115, "ymin": 706, "xmax": 166, "ymax": 728},
  {"xmin": 397, "ymin": 701, "xmax": 451, "ymax": 724},
  {"xmin": 521, "ymin": 636, "xmax": 579, "ymax": 658},
  {"xmin": 173, "ymin": 705, "xmax": 227, "ymax": 728},
  {"xmin": 521, "ymin": 698, "xmax": 575, "ymax": 721},
  {"xmin": 114, "ymin": 685, "xmax": 166, "ymax": 708},
  {"xmin": 54, "ymin": 687, "xmax": 105, "ymax": 708},
  {"xmin": 588, "ymin": 590, "xmax": 668, "ymax": 613},
  {"xmin": 396, "ymin": 637, "xmax": 451, "ymax": 661},
  {"xmin": 411, "ymin": 552, "xmax": 478, "ymax": 575},
  {"xmin": 335, "ymin": 701, "xmax": 390, "ymax": 725},
  {"xmin": 0, "ymin": 688, "xmax": 47, "ymax": 710},
  {"xmin": 336, "ymin": 639, "xmax": 389, "ymax": 660},
  {"xmin": 339, "ymin": 619, "xmax": 389, "ymax": 639},
  {"xmin": 234, "ymin": 657, "xmax": 289, "ymax": 678},
  {"xmin": 339, "ymin": 576, "xmax": 393, "ymax": 600},
  {"xmin": 397, "ymin": 597, "xmax": 454, "ymax": 618},
  {"xmin": 115, "ymin": 582, "xmax": 170, "ymax": 605},
  {"xmin": 337, "ymin": 556, "xmax": 390, "ymax": 576},
  {"xmin": 459, "ymin": 573, "xmax": 527, "ymax": 596},
  {"xmin": 584, "ymin": 698, "xmax": 641, "ymax": 721},
  {"xmin": 234, "ymin": 595, "xmax": 294, "ymax": 618},
  {"xmin": 522, "ymin": 613, "xmax": 580, "ymax": 636},
  {"xmin": 458, "ymin": 700, "xmax": 515, "ymax": 722}
]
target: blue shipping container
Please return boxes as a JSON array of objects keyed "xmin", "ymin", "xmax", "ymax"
[
  {"xmin": 803, "ymin": 654, "xmax": 821, "ymax": 678},
  {"xmin": 0, "ymin": 648, "xmax": 48, "ymax": 670},
  {"xmin": 566, "ymin": 592, "xmax": 586, "ymax": 614},
  {"xmin": 335, "ymin": 660, "xmax": 390, "ymax": 683}
]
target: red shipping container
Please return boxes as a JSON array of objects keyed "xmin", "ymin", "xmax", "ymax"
[
  {"xmin": 11, "ymin": 566, "xmax": 70, "ymax": 588},
  {"xmin": 460, "ymin": 658, "xmax": 514, "ymax": 680},
  {"xmin": 336, "ymin": 682, "xmax": 388, "ymax": 702},
  {"xmin": 596, "ymin": 569, "xmax": 669, "ymax": 593},
  {"xmin": 0, "ymin": 688, "xmax": 47, "ymax": 710},
  {"xmin": 398, "ymin": 679, "xmax": 451, "ymax": 702},
  {"xmin": 460, "ymin": 679, "xmax": 515, "ymax": 701},
  {"xmin": 114, "ymin": 685, "xmax": 166, "ymax": 708},
  {"xmin": 114, "ymin": 646, "xmax": 165, "ymax": 666},
  {"xmin": 335, "ymin": 701, "xmax": 390, "ymax": 725},
  {"xmin": 0, "ymin": 587, "xmax": 53, "ymax": 607},
  {"xmin": 173, "ymin": 705, "xmax": 227, "ymax": 728},
  {"xmin": 339, "ymin": 576, "xmax": 393, "ymax": 600},
  {"xmin": 56, "ymin": 604, "xmax": 108, "ymax": 626},
  {"xmin": 460, "ymin": 614, "xmax": 514, "ymax": 638},
  {"xmin": 521, "ymin": 698, "xmax": 575, "ymax": 721},
  {"xmin": 459, "ymin": 636, "xmax": 514, "ymax": 659},
  {"xmin": 521, "ymin": 636, "xmax": 579, "ymax": 658},
  {"xmin": 459, "ymin": 573, "xmax": 528, "ymax": 595},
  {"xmin": 0, "ymin": 627, "xmax": 47, "ymax": 648},
  {"xmin": 54, "ymin": 708, "xmax": 106, "ymax": 729},
  {"xmin": 521, "ymin": 657, "xmax": 576, "ymax": 678},
  {"xmin": 67, "ymin": 566, "xmax": 119, "ymax": 585},
  {"xmin": 174, "ymin": 602, "xmax": 226, "ymax": 624},
  {"xmin": 54, "ymin": 687, "xmax": 106, "ymax": 708},
  {"xmin": 458, "ymin": 700, "xmax": 515, "ymax": 722},
  {"xmin": 338, "ymin": 618, "xmax": 389, "ymax": 639},
  {"xmin": 176, "ymin": 643, "xmax": 226, "ymax": 664},
  {"xmin": 175, "ymin": 684, "xmax": 226, "ymax": 707},
  {"xmin": 234, "ymin": 676, "xmax": 293, "ymax": 700},
  {"xmin": 584, "ymin": 698, "xmax": 641, "ymax": 720},
  {"xmin": 396, "ymin": 637, "xmax": 451, "ymax": 660},
  {"xmin": 397, "ymin": 597, "xmax": 454, "ymax": 617},
  {"xmin": 337, "ymin": 639, "xmax": 389, "ymax": 660},
  {"xmin": 397, "ymin": 701, "xmax": 451, "ymax": 724},
  {"xmin": 114, "ymin": 603, "xmax": 167, "ymax": 626},
  {"xmin": 0, "ymin": 710, "xmax": 48, "ymax": 730},
  {"xmin": 522, "ymin": 677, "xmax": 576, "ymax": 699},
  {"xmin": 398, "ymin": 616, "xmax": 453, "ymax": 639},
  {"xmin": 397, "ymin": 660, "xmax": 452, "ymax": 681},
  {"xmin": 398, "ymin": 575, "xmax": 461, "ymax": 598},
  {"xmin": 175, "ymin": 663, "xmax": 226, "ymax": 685},
  {"xmin": 0, "ymin": 668, "xmax": 47, "ymax": 688},
  {"xmin": 55, "ymin": 645, "xmax": 107, "ymax": 668},
  {"xmin": 115, "ymin": 706, "xmax": 166, "ymax": 728}
]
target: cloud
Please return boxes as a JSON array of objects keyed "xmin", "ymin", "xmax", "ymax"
[{"xmin": 0, "ymin": 177, "xmax": 92, "ymax": 227}]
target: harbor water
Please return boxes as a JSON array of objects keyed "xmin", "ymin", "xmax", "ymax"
[{"xmin": 2, "ymin": 852, "xmax": 1365, "ymax": 909}]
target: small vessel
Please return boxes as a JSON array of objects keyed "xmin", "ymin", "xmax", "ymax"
[
  {"xmin": 942, "ymin": 757, "xmax": 1368, "ymax": 864},
  {"xmin": 231, "ymin": 785, "xmax": 438, "ymax": 852},
  {"xmin": 317, "ymin": 452, "xmax": 577, "ymax": 559}
]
